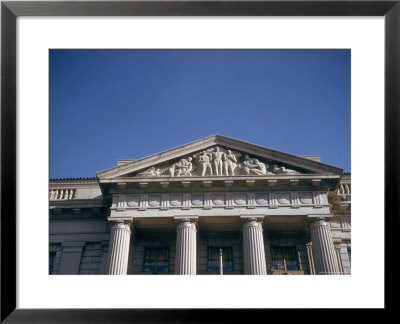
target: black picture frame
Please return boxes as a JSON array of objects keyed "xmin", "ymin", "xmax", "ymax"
[{"xmin": 1, "ymin": 0, "xmax": 397, "ymax": 322}]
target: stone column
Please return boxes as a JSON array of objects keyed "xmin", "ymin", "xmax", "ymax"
[
  {"xmin": 106, "ymin": 221, "xmax": 132, "ymax": 275},
  {"xmin": 174, "ymin": 217, "xmax": 197, "ymax": 275},
  {"xmin": 241, "ymin": 217, "xmax": 267, "ymax": 275},
  {"xmin": 309, "ymin": 217, "xmax": 341, "ymax": 275}
]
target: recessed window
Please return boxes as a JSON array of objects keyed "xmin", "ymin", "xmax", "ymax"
[
  {"xmin": 207, "ymin": 247, "xmax": 233, "ymax": 273},
  {"xmin": 347, "ymin": 249, "xmax": 351, "ymax": 265},
  {"xmin": 144, "ymin": 247, "xmax": 169, "ymax": 274},
  {"xmin": 271, "ymin": 246, "xmax": 299, "ymax": 271},
  {"xmin": 49, "ymin": 251, "xmax": 56, "ymax": 274}
]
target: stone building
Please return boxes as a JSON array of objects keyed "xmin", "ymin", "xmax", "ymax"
[{"xmin": 49, "ymin": 135, "xmax": 351, "ymax": 275}]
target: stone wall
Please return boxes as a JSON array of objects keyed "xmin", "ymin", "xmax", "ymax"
[{"xmin": 79, "ymin": 242, "xmax": 103, "ymax": 274}]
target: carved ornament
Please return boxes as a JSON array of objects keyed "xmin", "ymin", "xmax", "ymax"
[{"xmin": 135, "ymin": 146, "xmax": 300, "ymax": 178}]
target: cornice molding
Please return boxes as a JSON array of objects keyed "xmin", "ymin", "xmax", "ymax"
[
  {"xmin": 50, "ymin": 179, "xmax": 99, "ymax": 187},
  {"xmin": 97, "ymin": 135, "xmax": 343, "ymax": 179},
  {"xmin": 108, "ymin": 186, "xmax": 332, "ymax": 194}
]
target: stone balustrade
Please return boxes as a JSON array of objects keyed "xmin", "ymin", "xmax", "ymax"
[
  {"xmin": 337, "ymin": 183, "xmax": 351, "ymax": 195},
  {"xmin": 49, "ymin": 188, "xmax": 76, "ymax": 200}
]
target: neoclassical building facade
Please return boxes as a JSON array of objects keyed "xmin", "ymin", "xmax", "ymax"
[{"xmin": 49, "ymin": 135, "xmax": 351, "ymax": 275}]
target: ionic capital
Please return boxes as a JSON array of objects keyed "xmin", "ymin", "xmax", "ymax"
[
  {"xmin": 307, "ymin": 214, "xmax": 332, "ymax": 228},
  {"xmin": 174, "ymin": 216, "xmax": 198, "ymax": 230},
  {"xmin": 240, "ymin": 216, "xmax": 265, "ymax": 229},
  {"xmin": 109, "ymin": 220, "xmax": 133, "ymax": 232}
]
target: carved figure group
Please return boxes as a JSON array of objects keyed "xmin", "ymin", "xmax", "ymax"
[
  {"xmin": 138, "ymin": 167, "xmax": 161, "ymax": 177},
  {"xmin": 137, "ymin": 146, "xmax": 299, "ymax": 177},
  {"xmin": 224, "ymin": 150, "xmax": 238, "ymax": 176},
  {"xmin": 242, "ymin": 155, "xmax": 268, "ymax": 175},
  {"xmin": 169, "ymin": 157, "xmax": 193, "ymax": 177},
  {"xmin": 212, "ymin": 147, "xmax": 224, "ymax": 175},
  {"xmin": 199, "ymin": 151, "xmax": 213, "ymax": 176},
  {"xmin": 196, "ymin": 147, "xmax": 240, "ymax": 176},
  {"xmin": 270, "ymin": 164, "xmax": 297, "ymax": 175}
]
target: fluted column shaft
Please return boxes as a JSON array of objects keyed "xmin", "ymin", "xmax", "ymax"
[
  {"xmin": 306, "ymin": 242, "xmax": 316, "ymax": 275},
  {"xmin": 242, "ymin": 217, "xmax": 267, "ymax": 275},
  {"xmin": 175, "ymin": 218, "xmax": 197, "ymax": 275},
  {"xmin": 106, "ymin": 221, "xmax": 132, "ymax": 275},
  {"xmin": 334, "ymin": 244, "xmax": 344, "ymax": 275},
  {"xmin": 309, "ymin": 218, "xmax": 340, "ymax": 275}
]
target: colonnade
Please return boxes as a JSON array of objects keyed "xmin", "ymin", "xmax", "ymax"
[{"xmin": 106, "ymin": 216, "xmax": 340, "ymax": 275}]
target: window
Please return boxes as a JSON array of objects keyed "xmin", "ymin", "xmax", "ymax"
[
  {"xmin": 271, "ymin": 246, "xmax": 299, "ymax": 271},
  {"xmin": 347, "ymin": 249, "xmax": 351, "ymax": 265},
  {"xmin": 207, "ymin": 247, "xmax": 233, "ymax": 273},
  {"xmin": 49, "ymin": 251, "xmax": 56, "ymax": 274},
  {"xmin": 144, "ymin": 247, "xmax": 169, "ymax": 273}
]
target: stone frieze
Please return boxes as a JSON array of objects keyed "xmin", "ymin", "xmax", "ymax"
[
  {"xmin": 112, "ymin": 191, "xmax": 325, "ymax": 210},
  {"xmin": 136, "ymin": 146, "xmax": 300, "ymax": 178}
]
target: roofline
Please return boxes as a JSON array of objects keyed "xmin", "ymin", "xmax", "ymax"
[
  {"xmin": 96, "ymin": 134, "xmax": 343, "ymax": 180},
  {"xmin": 212, "ymin": 134, "xmax": 342, "ymax": 170},
  {"xmin": 50, "ymin": 177, "xmax": 97, "ymax": 181},
  {"xmin": 96, "ymin": 134, "xmax": 220, "ymax": 177}
]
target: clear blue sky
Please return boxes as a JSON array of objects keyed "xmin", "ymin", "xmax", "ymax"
[{"xmin": 50, "ymin": 49, "xmax": 350, "ymax": 178}]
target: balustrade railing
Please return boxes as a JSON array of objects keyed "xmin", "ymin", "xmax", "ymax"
[
  {"xmin": 337, "ymin": 183, "xmax": 351, "ymax": 195},
  {"xmin": 49, "ymin": 189, "xmax": 76, "ymax": 200}
]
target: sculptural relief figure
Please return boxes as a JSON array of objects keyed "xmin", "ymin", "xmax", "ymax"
[
  {"xmin": 136, "ymin": 149, "xmax": 301, "ymax": 178},
  {"xmin": 169, "ymin": 162, "xmax": 178, "ymax": 177},
  {"xmin": 271, "ymin": 164, "xmax": 297, "ymax": 175},
  {"xmin": 224, "ymin": 150, "xmax": 238, "ymax": 176},
  {"xmin": 198, "ymin": 151, "xmax": 213, "ymax": 176},
  {"xmin": 242, "ymin": 156, "xmax": 267, "ymax": 175},
  {"xmin": 212, "ymin": 147, "xmax": 225, "ymax": 175},
  {"xmin": 178, "ymin": 157, "xmax": 193, "ymax": 176},
  {"xmin": 138, "ymin": 167, "xmax": 161, "ymax": 177},
  {"xmin": 169, "ymin": 157, "xmax": 193, "ymax": 177}
]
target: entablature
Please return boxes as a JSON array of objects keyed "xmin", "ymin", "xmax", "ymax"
[
  {"xmin": 108, "ymin": 189, "xmax": 331, "ymax": 220},
  {"xmin": 99, "ymin": 174, "xmax": 341, "ymax": 194}
]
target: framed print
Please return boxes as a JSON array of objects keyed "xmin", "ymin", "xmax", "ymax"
[{"xmin": 1, "ymin": 0, "xmax": 398, "ymax": 322}]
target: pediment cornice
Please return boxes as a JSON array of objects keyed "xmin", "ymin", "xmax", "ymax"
[{"xmin": 97, "ymin": 135, "xmax": 342, "ymax": 180}]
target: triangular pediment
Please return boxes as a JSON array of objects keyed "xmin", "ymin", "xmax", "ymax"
[{"xmin": 96, "ymin": 135, "xmax": 342, "ymax": 180}]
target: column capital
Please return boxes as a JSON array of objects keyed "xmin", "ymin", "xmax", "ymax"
[
  {"xmin": 109, "ymin": 220, "xmax": 133, "ymax": 231},
  {"xmin": 308, "ymin": 217, "xmax": 330, "ymax": 229},
  {"xmin": 307, "ymin": 214, "xmax": 333, "ymax": 220},
  {"xmin": 174, "ymin": 216, "xmax": 198, "ymax": 224},
  {"xmin": 174, "ymin": 217, "xmax": 198, "ymax": 231},
  {"xmin": 240, "ymin": 216, "xmax": 265, "ymax": 220},
  {"xmin": 174, "ymin": 216, "xmax": 198, "ymax": 222},
  {"xmin": 240, "ymin": 216, "xmax": 264, "ymax": 229}
]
